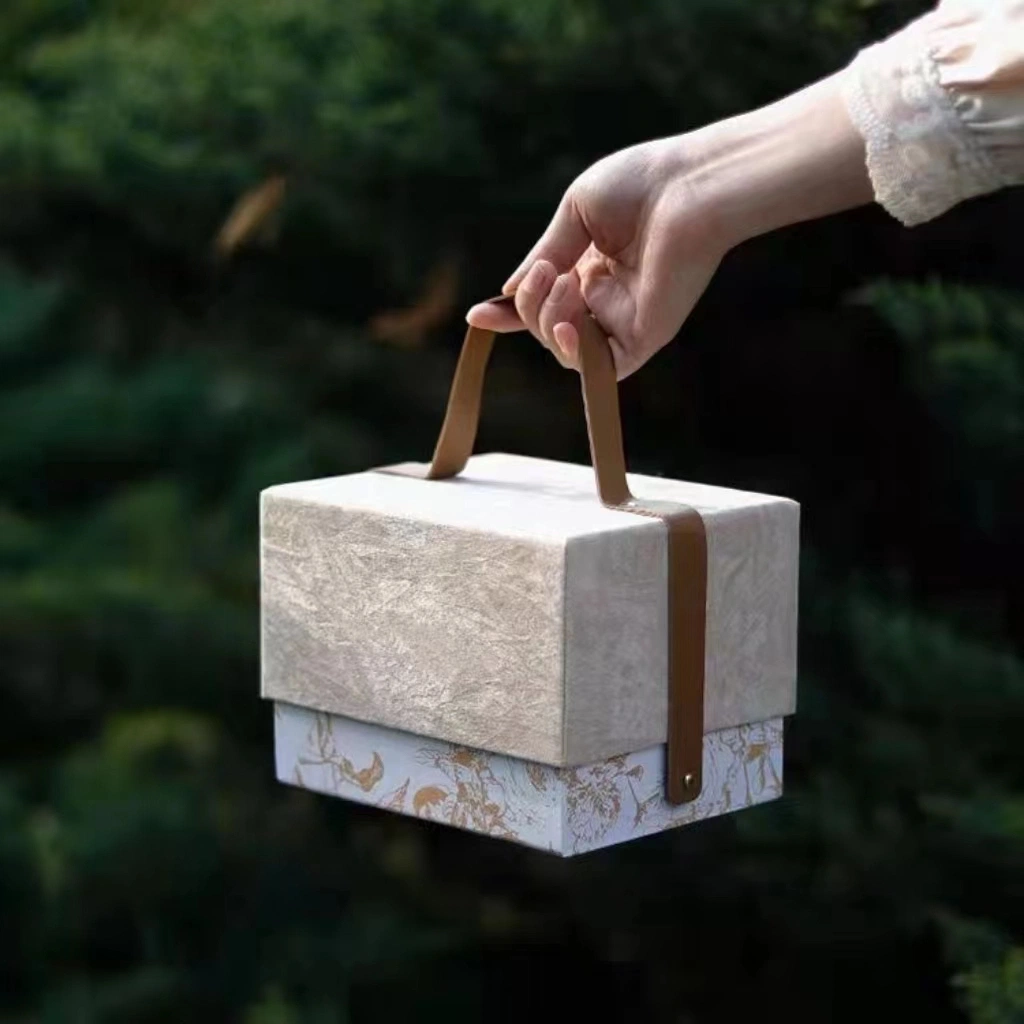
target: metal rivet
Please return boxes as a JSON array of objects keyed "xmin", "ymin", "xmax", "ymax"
[{"xmin": 683, "ymin": 773, "xmax": 695, "ymax": 789}]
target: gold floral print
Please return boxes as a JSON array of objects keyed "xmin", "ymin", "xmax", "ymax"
[
  {"xmin": 380, "ymin": 779, "xmax": 410, "ymax": 811},
  {"xmin": 411, "ymin": 747, "xmax": 522, "ymax": 839},
  {"xmin": 276, "ymin": 706, "xmax": 784, "ymax": 856},
  {"xmin": 297, "ymin": 713, "xmax": 385, "ymax": 792},
  {"xmin": 412, "ymin": 786, "xmax": 448, "ymax": 814}
]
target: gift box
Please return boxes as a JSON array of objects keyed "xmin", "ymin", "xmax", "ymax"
[{"xmin": 262, "ymin": 309, "xmax": 799, "ymax": 855}]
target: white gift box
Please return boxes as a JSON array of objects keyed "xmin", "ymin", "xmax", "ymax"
[{"xmin": 262, "ymin": 312, "xmax": 799, "ymax": 853}]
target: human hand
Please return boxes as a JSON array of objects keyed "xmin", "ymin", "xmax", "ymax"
[
  {"xmin": 467, "ymin": 74, "xmax": 872, "ymax": 379},
  {"xmin": 467, "ymin": 137, "xmax": 726, "ymax": 379}
]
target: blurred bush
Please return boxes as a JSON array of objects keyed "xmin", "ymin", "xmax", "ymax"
[{"xmin": 0, "ymin": 0, "xmax": 1022, "ymax": 1021}]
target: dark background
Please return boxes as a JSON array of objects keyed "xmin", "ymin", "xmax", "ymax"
[{"xmin": 1, "ymin": 0, "xmax": 1022, "ymax": 1021}]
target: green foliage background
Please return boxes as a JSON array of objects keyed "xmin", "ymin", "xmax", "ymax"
[{"xmin": 1, "ymin": 0, "xmax": 1022, "ymax": 1021}]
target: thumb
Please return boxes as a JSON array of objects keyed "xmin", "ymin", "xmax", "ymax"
[{"xmin": 502, "ymin": 192, "xmax": 591, "ymax": 295}]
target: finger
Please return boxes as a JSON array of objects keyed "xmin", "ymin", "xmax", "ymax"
[
  {"xmin": 465, "ymin": 299, "xmax": 524, "ymax": 333},
  {"xmin": 502, "ymin": 192, "xmax": 592, "ymax": 295},
  {"xmin": 514, "ymin": 259, "xmax": 556, "ymax": 340},
  {"xmin": 576, "ymin": 266, "xmax": 638, "ymax": 380},
  {"xmin": 539, "ymin": 271, "xmax": 584, "ymax": 366},
  {"xmin": 552, "ymin": 321, "xmax": 580, "ymax": 369}
]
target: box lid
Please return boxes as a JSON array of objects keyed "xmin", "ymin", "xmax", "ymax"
[
  {"xmin": 262, "ymin": 453, "xmax": 798, "ymax": 768},
  {"xmin": 263, "ymin": 452, "xmax": 794, "ymax": 542}
]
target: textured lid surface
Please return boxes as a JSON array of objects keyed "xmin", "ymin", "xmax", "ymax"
[{"xmin": 263, "ymin": 452, "xmax": 795, "ymax": 543}]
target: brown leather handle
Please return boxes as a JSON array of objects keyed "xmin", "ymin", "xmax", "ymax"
[
  {"xmin": 383, "ymin": 296, "xmax": 707, "ymax": 806},
  {"xmin": 425, "ymin": 297, "xmax": 631, "ymax": 507}
]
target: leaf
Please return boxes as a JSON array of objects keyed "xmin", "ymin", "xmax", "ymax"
[
  {"xmin": 380, "ymin": 778, "xmax": 410, "ymax": 811},
  {"xmin": 412, "ymin": 785, "xmax": 448, "ymax": 814},
  {"xmin": 213, "ymin": 174, "xmax": 287, "ymax": 258},
  {"xmin": 368, "ymin": 254, "xmax": 460, "ymax": 348},
  {"xmin": 351, "ymin": 752, "xmax": 385, "ymax": 792}
]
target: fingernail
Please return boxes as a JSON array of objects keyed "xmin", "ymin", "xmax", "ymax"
[
  {"xmin": 502, "ymin": 263, "xmax": 527, "ymax": 294},
  {"xmin": 553, "ymin": 322, "xmax": 576, "ymax": 359}
]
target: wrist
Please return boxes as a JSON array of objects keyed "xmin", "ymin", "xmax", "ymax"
[{"xmin": 688, "ymin": 71, "xmax": 873, "ymax": 248}]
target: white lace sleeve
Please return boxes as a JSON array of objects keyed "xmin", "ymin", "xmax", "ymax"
[{"xmin": 841, "ymin": 0, "xmax": 1024, "ymax": 226}]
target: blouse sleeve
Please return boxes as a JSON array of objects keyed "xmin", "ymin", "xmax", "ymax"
[{"xmin": 841, "ymin": 0, "xmax": 1024, "ymax": 226}]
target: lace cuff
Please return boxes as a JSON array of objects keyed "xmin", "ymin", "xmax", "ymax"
[{"xmin": 841, "ymin": 0, "xmax": 1024, "ymax": 227}]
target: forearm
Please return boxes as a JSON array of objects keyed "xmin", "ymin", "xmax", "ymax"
[
  {"xmin": 690, "ymin": 72, "xmax": 873, "ymax": 248},
  {"xmin": 696, "ymin": 0, "xmax": 1024, "ymax": 240}
]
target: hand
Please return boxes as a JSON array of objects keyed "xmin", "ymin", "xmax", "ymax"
[
  {"xmin": 466, "ymin": 73, "xmax": 872, "ymax": 379},
  {"xmin": 467, "ymin": 137, "xmax": 727, "ymax": 380}
]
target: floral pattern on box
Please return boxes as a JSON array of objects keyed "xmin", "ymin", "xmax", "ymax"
[{"xmin": 274, "ymin": 703, "xmax": 783, "ymax": 856}]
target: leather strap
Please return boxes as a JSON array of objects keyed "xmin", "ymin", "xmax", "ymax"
[{"xmin": 382, "ymin": 297, "xmax": 707, "ymax": 805}]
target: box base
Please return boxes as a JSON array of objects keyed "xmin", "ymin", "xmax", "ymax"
[{"xmin": 273, "ymin": 703, "xmax": 783, "ymax": 856}]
